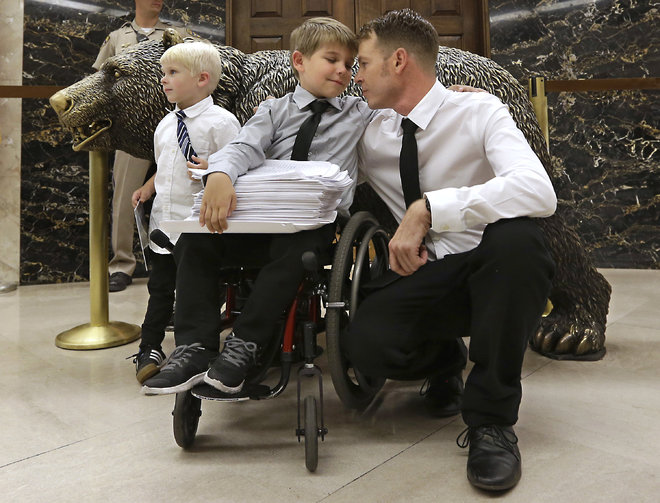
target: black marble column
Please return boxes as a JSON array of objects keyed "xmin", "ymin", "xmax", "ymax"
[
  {"xmin": 489, "ymin": 0, "xmax": 659, "ymax": 268},
  {"xmin": 21, "ymin": 0, "xmax": 227, "ymax": 284}
]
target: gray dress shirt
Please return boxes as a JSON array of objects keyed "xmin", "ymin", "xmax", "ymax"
[{"xmin": 206, "ymin": 85, "xmax": 374, "ymax": 214}]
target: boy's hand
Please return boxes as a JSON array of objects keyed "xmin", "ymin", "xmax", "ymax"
[
  {"xmin": 448, "ymin": 84, "xmax": 487, "ymax": 93},
  {"xmin": 187, "ymin": 155, "xmax": 207, "ymax": 180},
  {"xmin": 131, "ymin": 185, "xmax": 154, "ymax": 208},
  {"xmin": 200, "ymin": 172, "xmax": 236, "ymax": 233},
  {"xmin": 388, "ymin": 199, "xmax": 431, "ymax": 276}
]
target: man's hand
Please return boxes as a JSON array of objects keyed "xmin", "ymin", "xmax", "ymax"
[
  {"xmin": 448, "ymin": 84, "xmax": 487, "ymax": 93},
  {"xmin": 199, "ymin": 172, "xmax": 236, "ymax": 233},
  {"xmin": 388, "ymin": 199, "xmax": 431, "ymax": 276}
]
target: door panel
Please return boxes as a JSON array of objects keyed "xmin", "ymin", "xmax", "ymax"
[{"xmin": 228, "ymin": 0, "xmax": 489, "ymax": 57}]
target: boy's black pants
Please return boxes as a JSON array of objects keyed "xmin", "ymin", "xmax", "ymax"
[
  {"xmin": 343, "ymin": 218, "xmax": 555, "ymax": 427},
  {"xmin": 140, "ymin": 251, "xmax": 176, "ymax": 351},
  {"xmin": 173, "ymin": 224, "xmax": 336, "ymax": 352}
]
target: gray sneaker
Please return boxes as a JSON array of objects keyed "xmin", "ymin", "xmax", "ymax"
[
  {"xmin": 204, "ymin": 335, "xmax": 258, "ymax": 394},
  {"xmin": 141, "ymin": 343, "xmax": 216, "ymax": 395}
]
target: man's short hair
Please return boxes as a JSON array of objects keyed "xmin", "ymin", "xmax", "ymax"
[
  {"xmin": 289, "ymin": 17, "xmax": 357, "ymax": 79},
  {"xmin": 358, "ymin": 9, "xmax": 439, "ymax": 70},
  {"xmin": 160, "ymin": 41, "xmax": 222, "ymax": 90}
]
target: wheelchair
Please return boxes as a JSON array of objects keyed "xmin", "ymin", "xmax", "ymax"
[{"xmin": 162, "ymin": 211, "xmax": 390, "ymax": 472}]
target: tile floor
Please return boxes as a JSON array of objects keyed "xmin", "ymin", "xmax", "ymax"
[{"xmin": 1, "ymin": 269, "xmax": 658, "ymax": 502}]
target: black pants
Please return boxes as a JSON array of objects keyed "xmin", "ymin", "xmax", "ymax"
[
  {"xmin": 140, "ymin": 251, "xmax": 176, "ymax": 351},
  {"xmin": 173, "ymin": 224, "xmax": 336, "ymax": 352},
  {"xmin": 344, "ymin": 218, "xmax": 555, "ymax": 427}
]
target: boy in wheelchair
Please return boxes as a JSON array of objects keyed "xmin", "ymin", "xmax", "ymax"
[{"xmin": 142, "ymin": 17, "xmax": 375, "ymax": 395}]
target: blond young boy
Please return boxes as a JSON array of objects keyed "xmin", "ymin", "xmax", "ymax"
[
  {"xmin": 142, "ymin": 18, "xmax": 376, "ymax": 395},
  {"xmin": 130, "ymin": 41, "xmax": 240, "ymax": 383}
]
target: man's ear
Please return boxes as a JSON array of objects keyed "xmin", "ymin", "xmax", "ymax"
[
  {"xmin": 392, "ymin": 48, "xmax": 408, "ymax": 74},
  {"xmin": 291, "ymin": 50, "xmax": 305, "ymax": 73}
]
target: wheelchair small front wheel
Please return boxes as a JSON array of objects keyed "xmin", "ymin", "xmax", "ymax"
[
  {"xmin": 172, "ymin": 390, "xmax": 201, "ymax": 449},
  {"xmin": 304, "ymin": 395, "xmax": 319, "ymax": 472},
  {"xmin": 326, "ymin": 211, "xmax": 388, "ymax": 411}
]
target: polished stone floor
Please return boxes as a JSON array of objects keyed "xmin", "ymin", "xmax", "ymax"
[{"xmin": 1, "ymin": 269, "xmax": 658, "ymax": 502}]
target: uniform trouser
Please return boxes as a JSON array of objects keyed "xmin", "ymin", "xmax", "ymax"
[
  {"xmin": 139, "ymin": 251, "xmax": 176, "ymax": 351},
  {"xmin": 108, "ymin": 150, "xmax": 151, "ymax": 276},
  {"xmin": 343, "ymin": 218, "xmax": 555, "ymax": 427},
  {"xmin": 173, "ymin": 224, "xmax": 336, "ymax": 352}
]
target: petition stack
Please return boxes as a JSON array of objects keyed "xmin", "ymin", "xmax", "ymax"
[{"xmin": 187, "ymin": 159, "xmax": 353, "ymax": 231}]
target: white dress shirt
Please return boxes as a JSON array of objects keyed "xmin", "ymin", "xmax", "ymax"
[
  {"xmin": 151, "ymin": 95, "xmax": 241, "ymax": 253},
  {"xmin": 206, "ymin": 85, "xmax": 374, "ymax": 214},
  {"xmin": 358, "ymin": 80, "xmax": 557, "ymax": 260}
]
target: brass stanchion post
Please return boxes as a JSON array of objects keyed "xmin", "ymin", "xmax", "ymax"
[
  {"xmin": 528, "ymin": 76, "xmax": 550, "ymax": 152},
  {"xmin": 56, "ymin": 151, "xmax": 141, "ymax": 349}
]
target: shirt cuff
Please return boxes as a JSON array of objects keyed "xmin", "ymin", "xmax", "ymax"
[{"xmin": 423, "ymin": 189, "xmax": 465, "ymax": 233}]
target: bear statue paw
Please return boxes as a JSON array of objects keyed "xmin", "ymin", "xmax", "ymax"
[{"xmin": 531, "ymin": 312, "xmax": 606, "ymax": 361}]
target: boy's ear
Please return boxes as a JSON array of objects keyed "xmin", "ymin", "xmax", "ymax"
[
  {"xmin": 291, "ymin": 50, "xmax": 305, "ymax": 73},
  {"xmin": 197, "ymin": 71, "xmax": 210, "ymax": 87}
]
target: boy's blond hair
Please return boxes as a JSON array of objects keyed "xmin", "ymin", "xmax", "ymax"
[
  {"xmin": 160, "ymin": 41, "xmax": 222, "ymax": 91},
  {"xmin": 289, "ymin": 17, "xmax": 357, "ymax": 79}
]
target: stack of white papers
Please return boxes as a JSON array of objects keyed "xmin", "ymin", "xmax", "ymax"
[{"xmin": 161, "ymin": 159, "xmax": 353, "ymax": 234}]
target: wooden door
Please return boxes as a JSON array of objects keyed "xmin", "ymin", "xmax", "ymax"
[
  {"xmin": 356, "ymin": 0, "xmax": 490, "ymax": 56},
  {"xmin": 227, "ymin": 0, "xmax": 356, "ymax": 53},
  {"xmin": 227, "ymin": 0, "xmax": 489, "ymax": 57}
]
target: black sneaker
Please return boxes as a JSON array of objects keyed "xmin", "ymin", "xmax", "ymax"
[
  {"xmin": 204, "ymin": 335, "xmax": 258, "ymax": 394},
  {"xmin": 129, "ymin": 347, "xmax": 166, "ymax": 384},
  {"xmin": 420, "ymin": 371, "xmax": 464, "ymax": 417},
  {"xmin": 141, "ymin": 343, "xmax": 216, "ymax": 395}
]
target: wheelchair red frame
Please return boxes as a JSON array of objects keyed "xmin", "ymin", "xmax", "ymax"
[{"xmin": 170, "ymin": 211, "xmax": 390, "ymax": 472}]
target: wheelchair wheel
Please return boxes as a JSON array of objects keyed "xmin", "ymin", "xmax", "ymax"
[
  {"xmin": 304, "ymin": 395, "xmax": 318, "ymax": 472},
  {"xmin": 172, "ymin": 390, "xmax": 201, "ymax": 449},
  {"xmin": 326, "ymin": 211, "xmax": 389, "ymax": 410}
]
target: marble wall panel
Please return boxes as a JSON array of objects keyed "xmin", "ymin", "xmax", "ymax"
[
  {"xmin": 21, "ymin": 0, "xmax": 227, "ymax": 284},
  {"xmin": 489, "ymin": 0, "xmax": 659, "ymax": 268},
  {"xmin": 20, "ymin": 0, "xmax": 659, "ymax": 284},
  {"xmin": 0, "ymin": 0, "xmax": 23, "ymax": 289}
]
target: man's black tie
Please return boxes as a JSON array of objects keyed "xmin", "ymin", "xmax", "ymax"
[
  {"xmin": 176, "ymin": 110, "xmax": 198, "ymax": 163},
  {"xmin": 399, "ymin": 118, "xmax": 422, "ymax": 208},
  {"xmin": 291, "ymin": 100, "xmax": 330, "ymax": 161}
]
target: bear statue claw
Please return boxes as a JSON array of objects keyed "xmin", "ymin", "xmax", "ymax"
[{"xmin": 532, "ymin": 313, "xmax": 606, "ymax": 361}]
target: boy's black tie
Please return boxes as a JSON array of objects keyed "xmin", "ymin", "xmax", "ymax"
[
  {"xmin": 399, "ymin": 118, "xmax": 422, "ymax": 208},
  {"xmin": 176, "ymin": 110, "xmax": 198, "ymax": 163},
  {"xmin": 291, "ymin": 100, "xmax": 330, "ymax": 161}
]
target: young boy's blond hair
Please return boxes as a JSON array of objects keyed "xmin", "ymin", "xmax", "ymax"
[
  {"xmin": 160, "ymin": 41, "xmax": 223, "ymax": 91},
  {"xmin": 289, "ymin": 17, "xmax": 358, "ymax": 79}
]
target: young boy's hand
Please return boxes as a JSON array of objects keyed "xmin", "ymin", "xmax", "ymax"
[
  {"xmin": 200, "ymin": 172, "xmax": 236, "ymax": 233},
  {"xmin": 187, "ymin": 155, "xmax": 207, "ymax": 180},
  {"xmin": 132, "ymin": 183, "xmax": 155, "ymax": 208}
]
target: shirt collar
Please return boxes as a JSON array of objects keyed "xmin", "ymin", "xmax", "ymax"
[
  {"xmin": 131, "ymin": 19, "xmax": 171, "ymax": 32},
  {"xmin": 405, "ymin": 80, "xmax": 449, "ymax": 131},
  {"xmin": 174, "ymin": 95, "xmax": 214, "ymax": 118},
  {"xmin": 292, "ymin": 84, "xmax": 342, "ymax": 111}
]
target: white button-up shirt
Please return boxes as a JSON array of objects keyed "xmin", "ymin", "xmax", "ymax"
[
  {"xmin": 358, "ymin": 80, "xmax": 557, "ymax": 260},
  {"xmin": 151, "ymin": 95, "xmax": 241, "ymax": 253}
]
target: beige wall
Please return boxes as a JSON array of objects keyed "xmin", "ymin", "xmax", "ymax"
[{"xmin": 0, "ymin": 1, "xmax": 23, "ymax": 287}]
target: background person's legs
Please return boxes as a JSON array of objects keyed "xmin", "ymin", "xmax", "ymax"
[{"xmin": 108, "ymin": 150, "xmax": 151, "ymax": 289}]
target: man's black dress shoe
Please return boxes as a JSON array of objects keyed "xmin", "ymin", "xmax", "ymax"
[
  {"xmin": 457, "ymin": 424, "xmax": 521, "ymax": 491},
  {"xmin": 109, "ymin": 272, "xmax": 132, "ymax": 292},
  {"xmin": 420, "ymin": 371, "xmax": 464, "ymax": 417}
]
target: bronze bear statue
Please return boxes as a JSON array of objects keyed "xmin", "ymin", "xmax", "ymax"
[{"xmin": 50, "ymin": 30, "xmax": 611, "ymax": 361}]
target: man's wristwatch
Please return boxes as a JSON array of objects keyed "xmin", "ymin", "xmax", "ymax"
[{"xmin": 424, "ymin": 194, "xmax": 432, "ymax": 225}]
